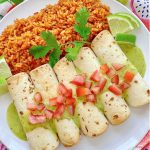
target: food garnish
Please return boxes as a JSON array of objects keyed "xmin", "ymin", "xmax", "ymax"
[
  {"xmin": 29, "ymin": 31, "xmax": 62, "ymax": 68},
  {"xmin": 124, "ymin": 71, "xmax": 135, "ymax": 83},
  {"xmin": 29, "ymin": 8, "xmax": 91, "ymax": 66},
  {"xmin": 74, "ymin": 7, "xmax": 91, "ymax": 41},
  {"xmin": 116, "ymin": 12, "xmax": 140, "ymax": 28},
  {"xmin": 0, "ymin": 56, "xmax": 12, "ymax": 95},
  {"xmin": 108, "ymin": 84, "xmax": 122, "ymax": 96},
  {"xmin": 115, "ymin": 33, "xmax": 136, "ymax": 45}
]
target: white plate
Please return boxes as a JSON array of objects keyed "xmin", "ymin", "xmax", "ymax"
[{"xmin": 0, "ymin": 0, "xmax": 149, "ymax": 150}]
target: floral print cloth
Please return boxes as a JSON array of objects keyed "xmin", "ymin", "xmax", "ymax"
[{"xmin": 0, "ymin": 0, "xmax": 149, "ymax": 150}]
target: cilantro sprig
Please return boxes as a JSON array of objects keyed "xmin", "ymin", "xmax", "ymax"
[
  {"xmin": 74, "ymin": 7, "xmax": 91, "ymax": 41},
  {"xmin": 29, "ymin": 31, "xmax": 62, "ymax": 67},
  {"xmin": 29, "ymin": 7, "xmax": 91, "ymax": 67}
]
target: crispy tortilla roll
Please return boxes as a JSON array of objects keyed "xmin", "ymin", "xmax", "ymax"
[
  {"xmin": 91, "ymin": 30, "xmax": 150, "ymax": 107},
  {"xmin": 30, "ymin": 64, "xmax": 80, "ymax": 147},
  {"xmin": 7, "ymin": 73, "xmax": 59, "ymax": 150},
  {"xmin": 74, "ymin": 47, "xmax": 130, "ymax": 125},
  {"xmin": 54, "ymin": 57, "xmax": 108, "ymax": 137}
]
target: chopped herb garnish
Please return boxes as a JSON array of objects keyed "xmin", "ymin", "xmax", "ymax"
[
  {"xmin": 74, "ymin": 7, "xmax": 91, "ymax": 41},
  {"xmin": 49, "ymin": 46, "xmax": 62, "ymax": 68},
  {"xmin": 29, "ymin": 45, "xmax": 51, "ymax": 59},
  {"xmin": 66, "ymin": 42, "xmax": 83, "ymax": 61},
  {"xmin": 29, "ymin": 31, "xmax": 61, "ymax": 67},
  {"xmin": 29, "ymin": 8, "xmax": 91, "ymax": 67}
]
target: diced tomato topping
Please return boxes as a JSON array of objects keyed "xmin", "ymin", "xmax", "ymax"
[
  {"xmin": 36, "ymin": 103, "xmax": 45, "ymax": 111},
  {"xmin": 53, "ymin": 104, "xmax": 65, "ymax": 119},
  {"xmin": 111, "ymin": 75, "xmax": 119, "ymax": 85},
  {"xmin": 85, "ymin": 81, "xmax": 92, "ymax": 89},
  {"xmin": 91, "ymin": 86, "xmax": 100, "ymax": 95},
  {"xmin": 58, "ymin": 83, "xmax": 68, "ymax": 96},
  {"xmin": 45, "ymin": 109, "xmax": 53, "ymax": 120},
  {"xmin": 57, "ymin": 95, "xmax": 65, "ymax": 104},
  {"xmin": 98, "ymin": 77, "xmax": 107, "ymax": 91},
  {"xmin": 100, "ymin": 64, "xmax": 110, "ymax": 74},
  {"xmin": 108, "ymin": 84, "xmax": 122, "ymax": 96},
  {"xmin": 119, "ymin": 82, "xmax": 130, "ymax": 91},
  {"xmin": 65, "ymin": 88, "xmax": 72, "ymax": 98},
  {"xmin": 67, "ymin": 104, "xmax": 75, "ymax": 115},
  {"xmin": 107, "ymin": 67, "xmax": 116, "ymax": 78},
  {"xmin": 66, "ymin": 97, "xmax": 76, "ymax": 105},
  {"xmin": 49, "ymin": 97, "xmax": 57, "ymax": 106},
  {"xmin": 90, "ymin": 70, "xmax": 101, "ymax": 82},
  {"xmin": 112, "ymin": 63, "xmax": 125, "ymax": 71},
  {"xmin": 27, "ymin": 103, "xmax": 37, "ymax": 111},
  {"xmin": 29, "ymin": 114, "xmax": 46, "ymax": 124},
  {"xmin": 124, "ymin": 71, "xmax": 135, "ymax": 83},
  {"xmin": 76, "ymin": 87, "xmax": 91, "ymax": 97},
  {"xmin": 70, "ymin": 74, "xmax": 86, "ymax": 86},
  {"xmin": 86, "ymin": 94, "xmax": 96, "ymax": 103},
  {"xmin": 34, "ymin": 92, "xmax": 43, "ymax": 103}
]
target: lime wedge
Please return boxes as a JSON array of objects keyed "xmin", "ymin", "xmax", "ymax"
[
  {"xmin": 107, "ymin": 15, "xmax": 134, "ymax": 36},
  {"xmin": 118, "ymin": 42, "xmax": 146, "ymax": 77},
  {"xmin": 115, "ymin": 33, "xmax": 136, "ymax": 45},
  {"xmin": 0, "ymin": 56, "xmax": 12, "ymax": 95},
  {"xmin": 117, "ymin": 0, "xmax": 128, "ymax": 5},
  {"xmin": 116, "ymin": 12, "xmax": 140, "ymax": 28}
]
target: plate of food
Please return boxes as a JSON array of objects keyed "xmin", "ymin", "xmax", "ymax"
[{"xmin": 0, "ymin": 0, "xmax": 149, "ymax": 150}]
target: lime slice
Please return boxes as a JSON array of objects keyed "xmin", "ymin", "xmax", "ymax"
[
  {"xmin": 117, "ymin": 0, "xmax": 128, "ymax": 5},
  {"xmin": 0, "ymin": 56, "xmax": 12, "ymax": 95},
  {"xmin": 116, "ymin": 12, "xmax": 140, "ymax": 28},
  {"xmin": 118, "ymin": 42, "xmax": 146, "ymax": 77},
  {"xmin": 115, "ymin": 33, "xmax": 136, "ymax": 45},
  {"xmin": 107, "ymin": 15, "xmax": 134, "ymax": 36}
]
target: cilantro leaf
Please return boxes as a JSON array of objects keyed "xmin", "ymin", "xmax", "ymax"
[
  {"xmin": 65, "ymin": 42, "xmax": 83, "ymax": 61},
  {"xmin": 74, "ymin": 7, "xmax": 91, "ymax": 40},
  {"xmin": 49, "ymin": 46, "xmax": 62, "ymax": 67},
  {"xmin": 40, "ymin": 31, "xmax": 59, "ymax": 49},
  {"xmin": 74, "ymin": 25, "xmax": 91, "ymax": 41},
  {"xmin": 29, "ymin": 46, "xmax": 51, "ymax": 59},
  {"xmin": 75, "ymin": 7, "xmax": 89, "ymax": 25}
]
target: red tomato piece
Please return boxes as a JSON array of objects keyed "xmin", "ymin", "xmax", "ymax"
[
  {"xmin": 90, "ymin": 70, "xmax": 101, "ymax": 82},
  {"xmin": 100, "ymin": 64, "xmax": 110, "ymax": 74},
  {"xmin": 108, "ymin": 84, "xmax": 122, "ymax": 96},
  {"xmin": 49, "ymin": 97, "xmax": 57, "ymax": 106},
  {"xmin": 45, "ymin": 109, "xmax": 53, "ymax": 120},
  {"xmin": 58, "ymin": 83, "xmax": 68, "ymax": 96},
  {"xmin": 70, "ymin": 74, "xmax": 86, "ymax": 86},
  {"xmin": 111, "ymin": 75, "xmax": 119, "ymax": 85},
  {"xmin": 76, "ymin": 87, "xmax": 91, "ymax": 97},
  {"xmin": 124, "ymin": 71, "xmax": 135, "ymax": 83},
  {"xmin": 27, "ymin": 103, "xmax": 37, "ymax": 111},
  {"xmin": 66, "ymin": 97, "xmax": 76, "ymax": 105},
  {"xmin": 119, "ymin": 82, "xmax": 130, "ymax": 91},
  {"xmin": 91, "ymin": 86, "xmax": 100, "ymax": 95},
  {"xmin": 65, "ymin": 88, "xmax": 72, "ymax": 98},
  {"xmin": 107, "ymin": 67, "xmax": 116, "ymax": 78},
  {"xmin": 53, "ymin": 104, "xmax": 65, "ymax": 119},
  {"xmin": 112, "ymin": 63, "xmax": 125, "ymax": 71},
  {"xmin": 86, "ymin": 94, "xmax": 96, "ymax": 103},
  {"xmin": 34, "ymin": 92, "xmax": 43, "ymax": 103},
  {"xmin": 29, "ymin": 114, "xmax": 46, "ymax": 124},
  {"xmin": 67, "ymin": 104, "xmax": 75, "ymax": 115},
  {"xmin": 57, "ymin": 95, "xmax": 65, "ymax": 104},
  {"xmin": 36, "ymin": 103, "xmax": 45, "ymax": 111},
  {"xmin": 85, "ymin": 81, "xmax": 92, "ymax": 89},
  {"xmin": 98, "ymin": 77, "xmax": 107, "ymax": 91}
]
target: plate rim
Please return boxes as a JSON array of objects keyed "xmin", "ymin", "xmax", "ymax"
[{"xmin": 0, "ymin": 0, "xmax": 149, "ymax": 150}]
